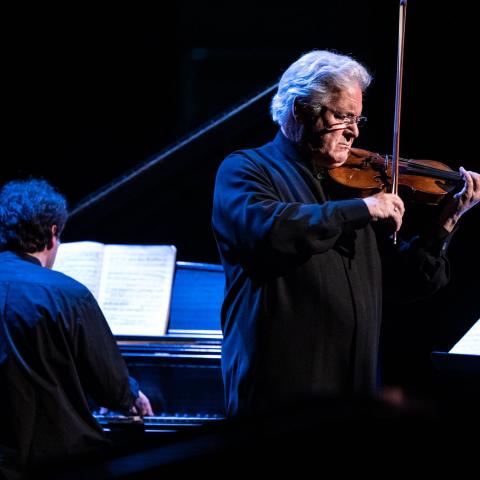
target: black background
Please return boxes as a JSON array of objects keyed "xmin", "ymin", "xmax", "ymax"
[{"xmin": 3, "ymin": 0, "xmax": 479, "ymax": 396}]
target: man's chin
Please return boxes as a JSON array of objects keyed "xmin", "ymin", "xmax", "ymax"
[
  {"xmin": 327, "ymin": 157, "xmax": 348, "ymax": 169},
  {"xmin": 312, "ymin": 152, "xmax": 348, "ymax": 169}
]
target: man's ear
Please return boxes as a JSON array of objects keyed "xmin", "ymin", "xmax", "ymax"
[
  {"xmin": 292, "ymin": 98, "xmax": 309, "ymax": 125},
  {"xmin": 47, "ymin": 225, "xmax": 58, "ymax": 250}
]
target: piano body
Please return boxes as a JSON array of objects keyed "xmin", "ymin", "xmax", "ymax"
[
  {"xmin": 67, "ymin": 86, "xmax": 276, "ymax": 437},
  {"xmin": 95, "ymin": 261, "xmax": 226, "ymax": 434}
]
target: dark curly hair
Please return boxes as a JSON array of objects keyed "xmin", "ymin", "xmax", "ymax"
[{"xmin": 0, "ymin": 179, "xmax": 68, "ymax": 253}]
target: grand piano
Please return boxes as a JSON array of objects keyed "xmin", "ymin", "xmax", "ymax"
[
  {"xmin": 66, "ymin": 84, "xmax": 278, "ymax": 437},
  {"xmin": 94, "ymin": 260, "xmax": 226, "ymax": 434}
]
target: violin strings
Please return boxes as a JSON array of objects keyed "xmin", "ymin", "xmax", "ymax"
[{"xmin": 395, "ymin": 158, "xmax": 462, "ymax": 182}]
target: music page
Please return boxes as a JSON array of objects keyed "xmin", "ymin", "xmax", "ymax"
[
  {"xmin": 53, "ymin": 241, "xmax": 105, "ymax": 299},
  {"xmin": 97, "ymin": 244, "xmax": 177, "ymax": 336},
  {"xmin": 449, "ymin": 319, "xmax": 480, "ymax": 355}
]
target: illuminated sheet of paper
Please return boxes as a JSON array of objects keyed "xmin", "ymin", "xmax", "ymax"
[
  {"xmin": 53, "ymin": 241, "xmax": 104, "ymax": 298},
  {"xmin": 449, "ymin": 319, "xmax": 480, "ymax": 355},
  {"xmin": 53, "ymin": 242, "xmax": 176, "ymax": 336},
  {"xmin": 98, "ymin": 244, "xmax": 176, "ymax": 337}
]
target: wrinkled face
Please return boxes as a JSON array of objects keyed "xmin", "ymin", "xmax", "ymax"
[{"xmin": 304, "ymin": 84, "xmax": 363, "ymax": 169}]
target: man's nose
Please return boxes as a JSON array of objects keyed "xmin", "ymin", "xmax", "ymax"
[{"xmin": 345, "ymin": 122, "xmax": 360, "ymax": 138}]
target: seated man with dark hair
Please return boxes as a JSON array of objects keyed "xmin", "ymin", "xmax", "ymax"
[{"xmin": 0, "ymin": 179, "xmax": 152, "ymax": 479}]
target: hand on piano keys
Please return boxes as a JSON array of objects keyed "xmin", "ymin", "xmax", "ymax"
[{"xmin": 130, "ymin": 390, "xmax": 154, "ymax": 416}]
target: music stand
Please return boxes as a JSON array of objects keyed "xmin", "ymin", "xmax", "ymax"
[
  {"xmin": 431, "ymin": 318, "xmax": 480, "ymax": 374},
  {"xmin": 431, "ymin": 318, "xmax": 480, "ymax": 407}
]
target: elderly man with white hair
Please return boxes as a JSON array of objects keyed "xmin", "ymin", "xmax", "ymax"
[{"xmin": 212, "ymin": 50, "xmax": 480, "ymax": 417}]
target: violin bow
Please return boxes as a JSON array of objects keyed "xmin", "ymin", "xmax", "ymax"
[{"xmin": 391, "ymin": 0, "xmax": 408, "ymax": 244}]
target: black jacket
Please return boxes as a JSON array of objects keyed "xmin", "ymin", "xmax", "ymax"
[
  {"xmin": 212, "ymin": 131, "xmax": 451, "ymax": 416},
  {"xmin": 0, "ymin": 250, "xmax": 137, "ymax": 473}
]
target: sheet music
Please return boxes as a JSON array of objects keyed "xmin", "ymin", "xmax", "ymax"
[
  {"xmin": 449, "ymin": 319, "xmax": 480, "ymax": 355},
  {"xmin": 98, "ymin": 244, "xmax": 177, "ymax": 336},
  {"xmin": 53, "ymin": 241, "xmax": 105, "ymax": 299}
]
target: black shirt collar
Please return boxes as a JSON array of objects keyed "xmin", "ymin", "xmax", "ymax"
[
  {"xmin": 11, "ymin": 250, "xmax": 42, "ymax": 266},
  {"xmin": 273, "ymin": 130, "xmax": 326, "ymax": 178},
  {"xmin": 273, "ymin": 130, "xmax": 303, "ymax": 163}
]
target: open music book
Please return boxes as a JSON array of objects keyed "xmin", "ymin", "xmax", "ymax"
[{"xmin": 53, "ymin": 241, "xmax": 177, "ymax": 337}]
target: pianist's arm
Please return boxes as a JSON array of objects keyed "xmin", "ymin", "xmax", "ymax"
[{"xmin": 73, "ymin": 290, "xmax": 149, "ymax": 414}]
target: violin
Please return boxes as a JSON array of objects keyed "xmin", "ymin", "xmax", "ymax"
[
  {"xmin": 327, "ymin": 147, "xmax": 464, "ymax": 206},
  {"xmin": 326, "ymin": 3, "xmax": 464, "ymax": 210}
]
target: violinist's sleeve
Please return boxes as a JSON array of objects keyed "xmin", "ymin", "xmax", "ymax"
[
  {"xmin": 212, "ymin": 152, "xmax": 371, "ymax": 268},
  {"xmin": 380, "ymin": 223, "xmax": 453, "ymax": 302}
]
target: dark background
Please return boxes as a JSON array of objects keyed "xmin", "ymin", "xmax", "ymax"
[{"xmin": 4, "ymin": 0, "xmax": 479, "ymax": 397}]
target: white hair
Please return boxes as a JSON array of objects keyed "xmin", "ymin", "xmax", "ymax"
[{"xmin": 270, "ymin": 50, "xmax": 372, "ymax": 141}]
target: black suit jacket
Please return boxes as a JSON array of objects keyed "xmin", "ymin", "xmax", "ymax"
[
  {"xmin": 212, "ymin": 131, "xmax": 451, "ymax": 416},
  {"xmin": 0, "ymin": 250, "xmax": 136, "ymax": 472}
]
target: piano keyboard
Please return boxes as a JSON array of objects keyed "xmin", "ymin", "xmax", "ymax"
[{"xmin": 94, "ymin": 412, "xmax": 225, "ymax": 433}]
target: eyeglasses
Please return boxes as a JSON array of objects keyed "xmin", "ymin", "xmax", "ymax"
[{"xmin": 321, "ymin": 106, "xmax": 367, "ymax": 127}]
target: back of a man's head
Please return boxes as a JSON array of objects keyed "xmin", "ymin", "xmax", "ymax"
[{"xmin": 0, "ymin": 179, "xmax": 68, "ymax": 254}]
